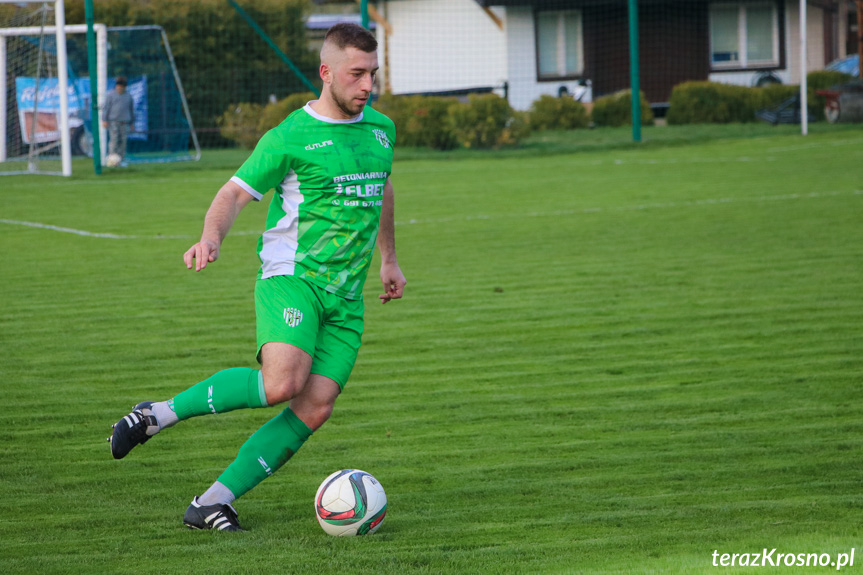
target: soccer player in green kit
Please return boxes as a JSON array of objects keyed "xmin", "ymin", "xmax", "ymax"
[{"xmin": 108, "ymin": 23, "xmax": 406, "ymax": 532}]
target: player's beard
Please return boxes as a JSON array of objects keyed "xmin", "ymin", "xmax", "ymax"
[{"xmin": 330, "ymin": 84, "xmax": 366, "ymax": 118}]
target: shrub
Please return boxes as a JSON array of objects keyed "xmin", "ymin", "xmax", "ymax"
[
  {"xmin": 374, "ymin": 94, "xmax": 459, "ymax": 150},
  {"xmin": 807, "ymin": 70, "xmax": 856, "ymax": 92},
  {"xmin": 529, "ymin": 94, "xmax": 589, "ymax": 130},
  {"xmin": 217, "ymin": 92, "xmax": 315, "ymax": 148},
  {"xmin": 258, "ymin": 92, "xmax": 316, "ymax": 133},
  {"xmin": 217, "ymin": 102, "xmax": 263, "ymax": 148},
  {"xmin": 668, "ymin": 71, "xmax": 857, "ymax": 125},
  {"xmin": 448, "ymin": 93, "xmax": 527, "ymax": 149},
  {"xmin": 591, "ymin": 90, "xmax": 654, "ymax": 127},
  {"xmin": 504, "ymin": 110, "xmax": 533, "ymax": 146},
  {"xmin": 667, "ymin": 81, "xmax": 806, "ymax": 124},
  {"xmin": 219, "ymin": 92, "xmax": 531, "ymax": 150},
  {"xmin": 372, "ymin": 94, "xmax": 411, "ymax": 143},
  {"xmin": 368, "ymin": 93, "xmax": 407, "ymax": 137},
  {"xmin": 666, "ymin": 82, "xmax": 761, "ymax": 124}
]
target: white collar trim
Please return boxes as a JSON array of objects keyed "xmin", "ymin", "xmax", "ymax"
[{"xmin": 303, "ymin": 102, "xmax": 363, "ymax": 124}]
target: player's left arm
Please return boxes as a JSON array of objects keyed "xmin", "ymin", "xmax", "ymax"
[{"xmin": 378, "ymin": 178, "xmax": 406, "ymax": 304}]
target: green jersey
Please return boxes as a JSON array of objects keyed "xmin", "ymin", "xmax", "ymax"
[{"xmin": 232, "ymin": 103, "xmax": 396, "ymax": 300}]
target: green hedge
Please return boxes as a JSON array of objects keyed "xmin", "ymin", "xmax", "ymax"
[
  {"xmin": 591, "ymin": 90, "xmax": 654, "ymax": 127},
  {"xmin": 217, "ymin": 102, "xmax": 263, "ymax": 149},
  {"xmin": 667, "ymin": 72, "xmax": 855, "ymax": 125},
  {"xmin": 218, "ymin": 92, "xmax": 315, "ymax": 148},
  {"xmin": 377, "ymin": 93, "xmax": 529, "ymax": 150},
  {"xmin": 807, "ymin": 70, "xmax": 857, "ymax": 92},
  {"xmin": 258, "ymin": 92, "xmax": 316, "ymax": 132},
  {"xmin": 220, "ymin": 93, "xmax": 529, "ymax": 150},
  {"xmin": 448, "ymin": 94, "xmax": 530, "ymax": 149},
  {"xmin": 374, "ymin": 94, "xmax": 459, "ymax": 150},
  {"xmin": 667, "ymin": 82, "xmax": 765, "ymax": 124},
  {"xmin": 529, "ymin": 95, "xmax": 589, "ymax": 130}
]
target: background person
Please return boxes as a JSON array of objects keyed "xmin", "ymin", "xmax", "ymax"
[{"xmin": 101, "ymin": 76, "xmax": 135, "ymax": 162}]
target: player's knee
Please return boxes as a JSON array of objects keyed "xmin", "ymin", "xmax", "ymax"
[{"xmin": 263, "ymin": 374, "xmax": 305, "ymax": 406}]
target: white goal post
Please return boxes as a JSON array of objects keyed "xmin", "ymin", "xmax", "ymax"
[{"xmin": 0, "ymin": 0, "xmax": 91, "ymax": 176}]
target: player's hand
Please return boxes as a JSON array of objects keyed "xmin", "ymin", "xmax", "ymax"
[
  {"xmin": 379, "ymin": 262, "xmax": 406, "ymax": 304},
  {"xmin": 183, "ymin": 240, "xmax": 220, "ymax": 272}
]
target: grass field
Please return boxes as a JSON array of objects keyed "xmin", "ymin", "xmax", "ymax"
[{"xmin": 1, "ymin": 125, "xmax": 863, "ymax": 574}]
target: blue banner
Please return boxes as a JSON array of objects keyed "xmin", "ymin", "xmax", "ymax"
[{"xmin": 15, "ymin": 76, "xmax": 149, "ymax": 144}]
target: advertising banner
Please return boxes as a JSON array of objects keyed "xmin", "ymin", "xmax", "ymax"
[{"xmin": 15, "ymin": 76, "xmax": 148, "ymax": 144}]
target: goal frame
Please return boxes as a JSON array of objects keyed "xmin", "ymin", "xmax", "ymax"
[
  {"xmin": 3, "ymin": 19, "xmax": 201, "ymax": 173},
  {"xmin": 0, "ymin": 0, "xmax": 77, "ymax": 176}
]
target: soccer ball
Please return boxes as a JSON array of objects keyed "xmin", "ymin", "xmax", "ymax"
[
  {"xmin": 106, "ymin": 153, "xmax": 122, "ymax": 167},
  {"xmin": 314, "ymin": 469, "xmax": 387, "ymax": 536}
]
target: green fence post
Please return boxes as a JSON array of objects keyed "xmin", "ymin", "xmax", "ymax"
[
  {"xmin": 628, "ymin": 0, "xmax": 641, "ymax": 143},
  {"xmin": 361, "ymin": 0, "xmax": 369, "ymax": 29},
  {"xmin": 85, "ymin": 0, "xmax": 101, "ymax": 174}
]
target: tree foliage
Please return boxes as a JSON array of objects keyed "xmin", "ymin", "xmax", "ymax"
[{"xmin": 64, "ymin": 0, "xmax": 320, "ymax": 146}]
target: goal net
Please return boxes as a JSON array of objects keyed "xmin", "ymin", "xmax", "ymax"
[
  {"xmin": 2, "ymin": 4, "xmax": 199, "ymax": 176},
  {"xmin": 100, "ymin": 26, "xmax": 200, "ymax": 165},
  {"xmin": 0, "ymin": 0, "xmax": 71, "ymax": 176}
]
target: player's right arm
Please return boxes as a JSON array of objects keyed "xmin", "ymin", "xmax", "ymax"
[
  {"xmin": 183, "ymin": 180, "xmax": 255, "ymax": 272},
  {"xmin": 185, "ymin": 130, "xmax": 289, "ymax": 271}
]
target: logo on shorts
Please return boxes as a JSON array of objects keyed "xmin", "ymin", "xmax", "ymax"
[
  {"xmin": 373, "ymin": 129, "xmax": 390, "ymax": 149},
  {"xmin": 283, "ymin": 307, "xmax": 304, "ymax": 327}
]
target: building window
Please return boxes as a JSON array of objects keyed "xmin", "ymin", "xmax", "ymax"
[
  {"xmin": 536, "ymin": 10, "xmax": 584, "ymax": 79},
  {"xmin": 710, "ymin": 3, "xmax": 779, "ymax": 69}
]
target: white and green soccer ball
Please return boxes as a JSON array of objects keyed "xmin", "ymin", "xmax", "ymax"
[
  {"xmin": 314, "ymin": 469, "xmax": 387, "ymax": 536},
  {"xmin": 106, "ymin": 153, "xmax": 122, "ymax": 167}
]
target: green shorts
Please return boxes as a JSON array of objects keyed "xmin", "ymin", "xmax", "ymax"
[{"xmin": 255, "ymin": 275, "xmax": 364, "ymax": 390}]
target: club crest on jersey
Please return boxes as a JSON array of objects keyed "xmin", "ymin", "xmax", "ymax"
[
  {"xmin": 283, "ymin": 307, "xmax": 304, "ymax": 327},
  {"xmin": 373, "ymin": 129, "xmax": 390, "ymax": 149}
]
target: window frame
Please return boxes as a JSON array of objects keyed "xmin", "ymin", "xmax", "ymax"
[
  {"xmin": 534, "ymin": 8, "xmax": 585, "ymax": 82},
  {"xmin": 709, "ymin": 1, "xmax": 783, "ymax": 72}
]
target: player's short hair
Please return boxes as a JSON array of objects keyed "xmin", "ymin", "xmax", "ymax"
[
  {"xmin": 115, "ymin": 76, "xmax": 127, "ymax": 86},
  {"xmin": 323, "ymin": 23, "xmax": 377, "ymax": 53}
]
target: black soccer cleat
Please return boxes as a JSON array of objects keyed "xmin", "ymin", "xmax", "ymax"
[
  {"xmin": 108, "ymin": 401, "xmax": 159, "ymax": 459},
  {"xmin": 184, "ymin": 497, "xmax": 244, "ymax": 532}
]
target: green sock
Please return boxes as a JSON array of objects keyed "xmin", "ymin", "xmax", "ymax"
[
  {"xmin": 171, "ymin": 368, "xmax": 268, "ymax": 421},
  {"xmin": 217, "ymin": 407, "xmax": 313, "ymax": 499}
]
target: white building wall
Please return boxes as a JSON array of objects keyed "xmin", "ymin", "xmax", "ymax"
[
  {"xmin": 379, "ymin": 0, "xmax": 506, "ymax": 95},
  {"xmin": 504, "ymin": 7, "xmax": 591, "ymax": 111}
]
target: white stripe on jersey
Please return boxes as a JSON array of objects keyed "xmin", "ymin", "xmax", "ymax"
[
  {"xmin": 259, "ymin": 170, "xmax": 303, "ymax": 279},
  {"xmin": 230, "ymin": 176, "xmax": 263, "ymax": 201}
]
